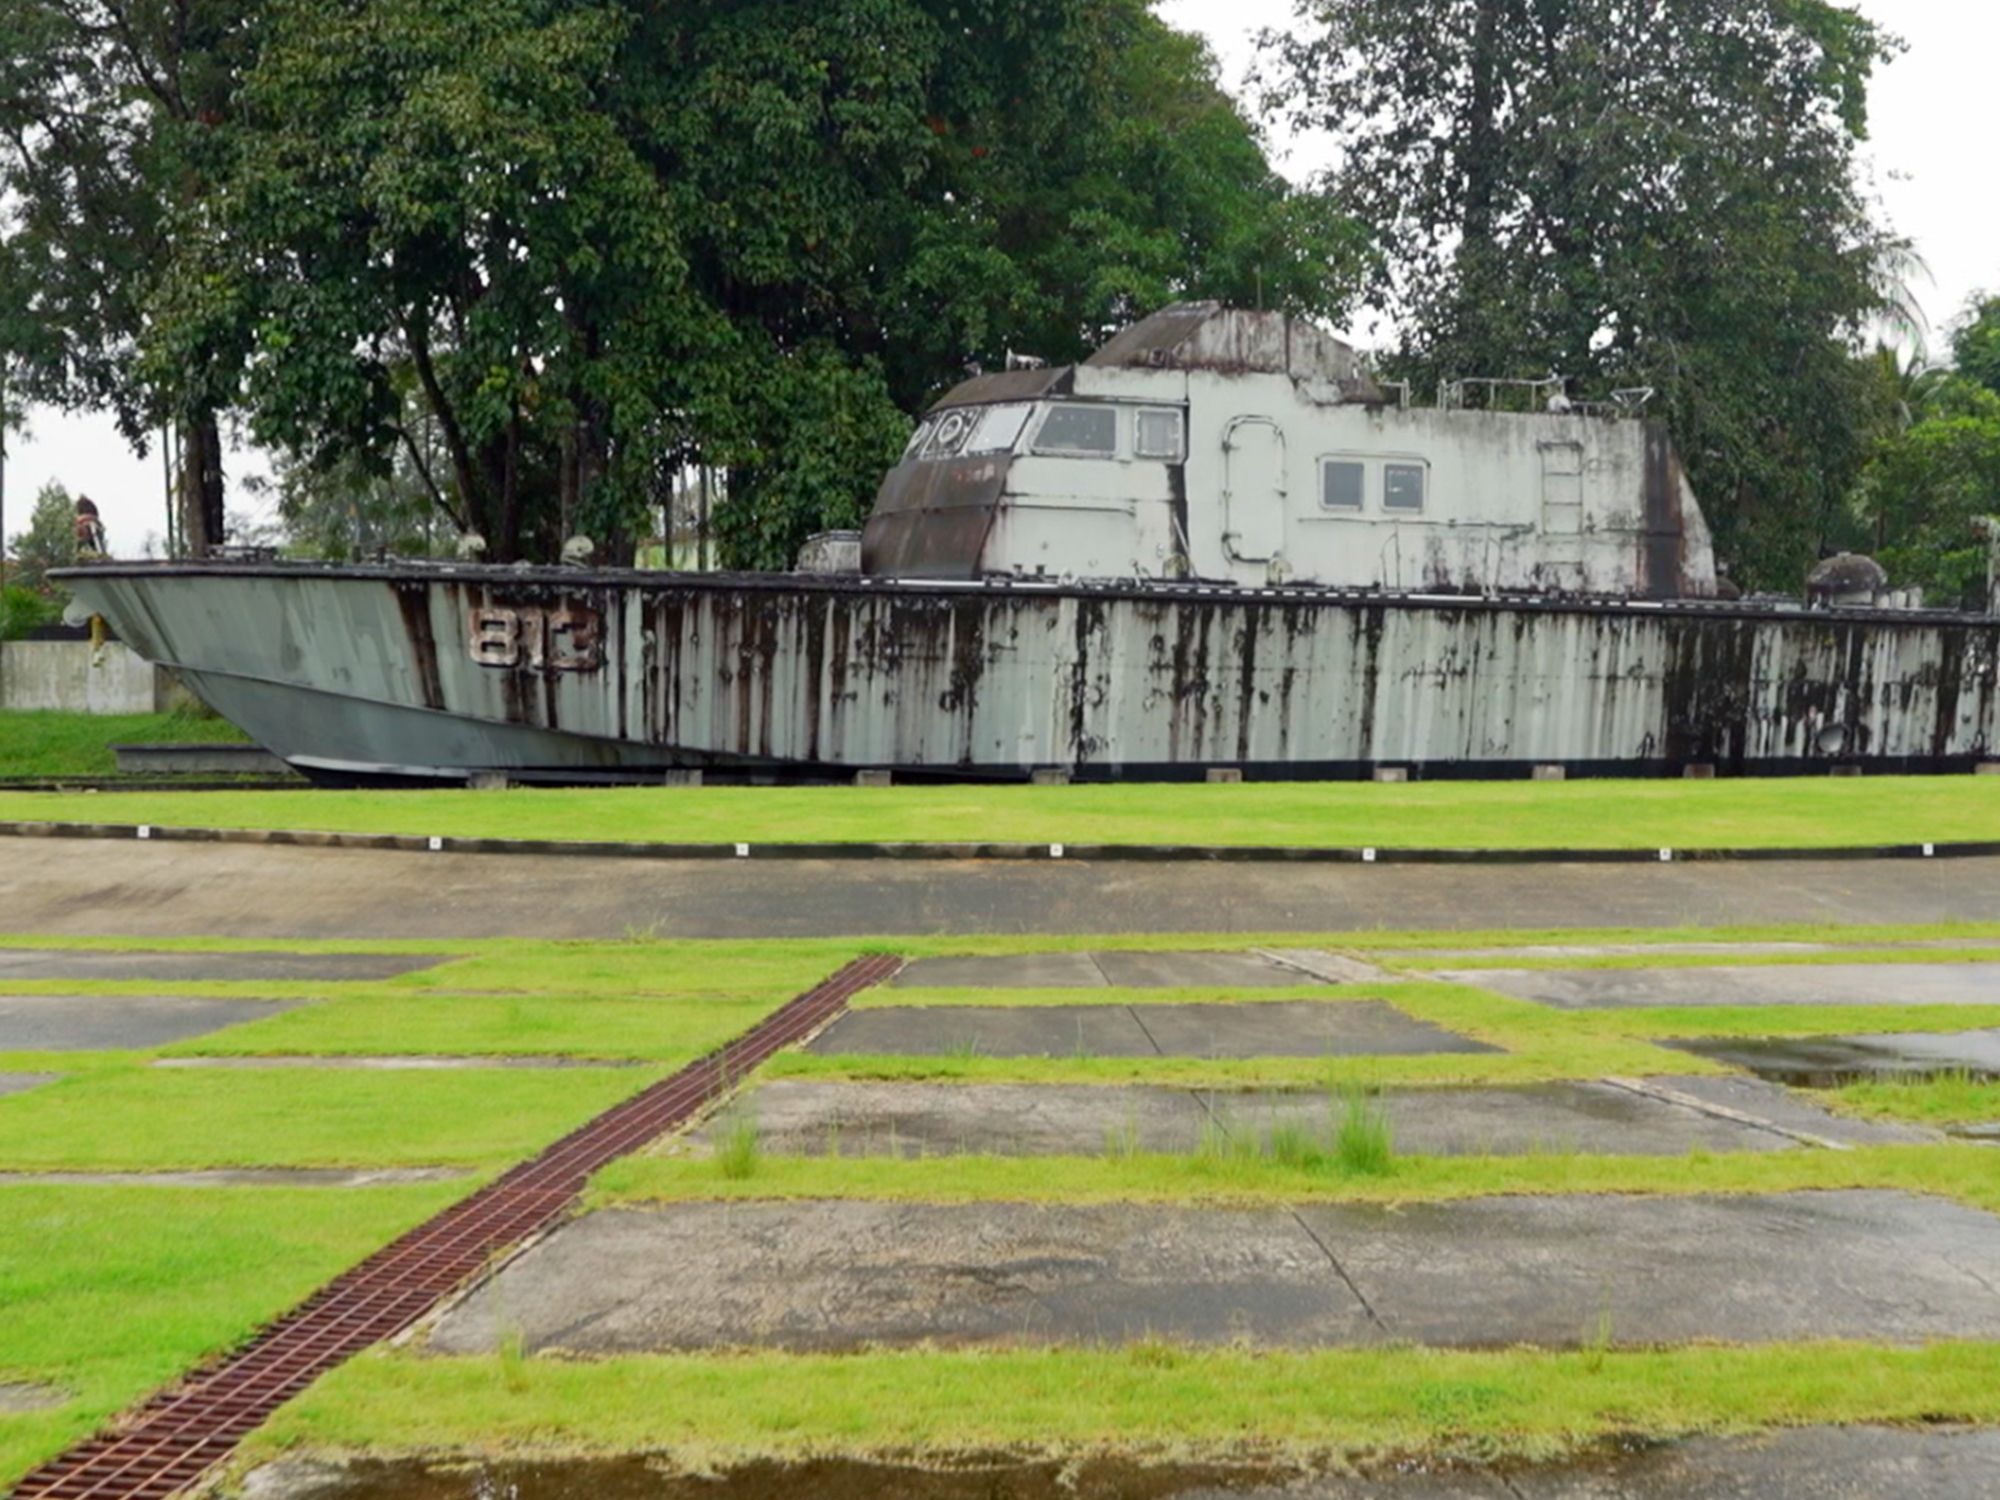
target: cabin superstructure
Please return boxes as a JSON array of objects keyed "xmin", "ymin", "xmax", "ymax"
[{"xmin": 862, "ymin": 302, "xmax": 1718, "ymax": 599}]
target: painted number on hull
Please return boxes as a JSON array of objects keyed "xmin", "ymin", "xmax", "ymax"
[{"xmin": 469, "ymin": 607, "xmax": 604, "ymax": 672}]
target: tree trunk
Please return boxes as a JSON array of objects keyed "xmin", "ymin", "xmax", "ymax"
[{"xmin": 177, "ymin": 411, "xmax": 226, "ymax": 555}]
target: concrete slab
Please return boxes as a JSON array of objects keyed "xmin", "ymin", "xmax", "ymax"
[
  {"xmin": 0, "ymin": 948, "xmax": 446, "ymax": 982},
  {"xmin": 0, "ymin": 994, "xmax": 301, "ymax": 1052},
  {"xmin": 893, "ymin": 953, "xmax": 1110, "ymax": 989},
  {"xmin": 1646, "ymin": 1074, "xmax": 1935, "ymax": 1145},
  {"xmin": 1432, "ymin": 962, "xmax": 2000, "ymax": 1010},
  {"xmin": 1131, "ymin": 1002, "xmax": 1499, "ymax": 1059},
  {"xmin": 809, "ymin": 1005, "xmax": 1161, "ymax": 1058},
  {"xmin": 0, "ymin": 1166, "xmax": 471, "ymax": 1187},
  {"xmin": 232, "ymin": 1428, "xmax": 2000, "ymax": 1500},
  {"xmin": 891, "ymin": 951, "xmax": 1333, "ymax": 990},
  {"xmin": 694, "ymin": 1079, "xmax": 1842, "ymax": 1158},
  {"xmin": 695, "ymin": 1083, "xmax": 1213, "ymax": 1158},
  {"xmin": 1380, "ymin": 941, "xmax": 1959, "ymax": 961},
  {"xmin": 1216, "ymin": 1081, "xmax": 1811, "ymax": 1157},
  {"xmin": 1300, "ymin": 1190, "xmax": 2000, "ymax": 1347},
  {"xmin": 431, "ymin": 1191, "xmax": 2000, "ymax": 1355},
  {"xmin": 427, "ymin": 1201, "xmax": 1375, "ymax": 1355},
  {"xmin": 1670, "ymin": 1030, "xmax": 2000, "ymax": 1084},
  {"xmin": 808, "ymin": 1002, "xmax": 1496, "ymax": 1059},
  {"xmin": 15, "ymin": 838, "xmax": 2000, "ymax": 940},
  {"xmin": 0, "ymin": 1071, "xmax": 57, "ymax": 1098}
]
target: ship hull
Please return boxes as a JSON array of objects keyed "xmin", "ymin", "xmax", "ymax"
[{"xmin": 57, "ymin": 563, "xmax": 2000, "ymax": 783}]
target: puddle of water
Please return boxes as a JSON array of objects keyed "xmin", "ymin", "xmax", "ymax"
[
  {"xmin": 1668, "ymin": 1035, "xmax": 2000, "ymax": 1089},
  {"xmin": 249, "ymin": 1456, "xmax": 1302, "ymax": 1500}
]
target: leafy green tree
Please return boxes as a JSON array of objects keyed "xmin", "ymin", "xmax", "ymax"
[
  {"xmin": 5, "ymin": 479, "xmax": 76, "ymax": 594},
  {"xmin": 147, "ymin": 0, "xmax": 1359, "ymax": 567},
  {"xmin": 0, "ymin": 0, "xmax": 256, "ymax": 553},
  {"xmin": 1853, "ymin": 382, "xmax": 2000, "ymax": 608},
  {"xmin": 1952, "ymin": 296, "xmax": 2000, "ymax": 399},
  {"xmin": 1264, "ymin": 0, "xmax": 1906, "ymax": 588}
]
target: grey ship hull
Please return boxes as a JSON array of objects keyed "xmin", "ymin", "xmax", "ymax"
[{"xmin": 57, "ymin": 562, "xmax": 2000, "ymax": 783}]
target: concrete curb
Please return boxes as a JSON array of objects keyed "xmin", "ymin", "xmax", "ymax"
[{"xmin": 2, "ymin": 818, "xmax": 1996, "ymax": 866}]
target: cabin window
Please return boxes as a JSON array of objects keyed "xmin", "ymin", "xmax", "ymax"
[
  {"xmin": 1032, "ymin": 403, "xmax": 1118, "ymax": 457},
  {"xmin": 1135, "ymin": 408, "xmax": 1186, "ymax": 462},
  {"xmin": 902, "ymin": 420, "xmax": 934, "ymax": 461},
  {"xmin": 969, "ymin": 403, "xmax": 1033, "ymax": 454},
  {"xmin": 1320, "ymin": 459, "xmax": 1366, "ymax": 511},
  {"xmin": 923, "ymin": 408, "xmax": 978, "ymax": 459},
  {"xmin": 1384, "ymin": 462, "xmax": 1427, "ymax": 514}
]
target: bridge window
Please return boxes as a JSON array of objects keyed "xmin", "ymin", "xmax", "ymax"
[
  {"xmin": 1384, "ymin": 462, "xmax": 1427, "ymax": 514},
  {"xmin": 1032, "ymin": 403, "xmax": 1118, "ymax": 457},
  {"xmin": 1135, "ymin": 408, "xmax": 1186, "ymax": 462},
  {"xmin": 1320, "ymin": 459, "xmax": 1365, "ymax": 511}
]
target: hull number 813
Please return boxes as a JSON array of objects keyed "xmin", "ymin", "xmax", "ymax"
[{"xmin": 468, "ymin": 605, "xmax": 605, "ymax": 672}]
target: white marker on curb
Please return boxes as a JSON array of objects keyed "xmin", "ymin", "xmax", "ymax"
[
  {"xmin": 136, "ymin": 825, "xmax": 152, "ymax": 840},
  {"xmin": 1659, "ymin": 848, "xmax": 1673, "ymax": 863},
  {"xmin": 1050, "ymin": 843, "xmax": 1065, "ymax": 859},
  {"xmin": 1924, "ymin": 843, "xmax": 1936, "ymax": 858},
  {"xmin": 428, "ymin": 836, "xmax": 443, "ymax": 852},
  {"xmin": 1362, "ymin": 848, "xmax": 1377, "ymax": 863},
  {"xmin": 736, "ymin": 843, "xmax": 750, "ymax": 858}
]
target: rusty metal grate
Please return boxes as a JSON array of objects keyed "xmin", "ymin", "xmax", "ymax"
[{"xmin": 11, "ymin": 953, "xmax": 902, "ymax": 1500}]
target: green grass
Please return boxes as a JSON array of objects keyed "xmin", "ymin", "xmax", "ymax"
[
  {"xmin": 152, "ymin": 994, "xmax": 785, "ymax": 1062},
  {"xmin": 0, "ymin": 1182, "xmax": 463, "ymax": 1488},
  {"xmin": 0, "ymin": 708, "xmax": 247, "ymax": 780},
  {"xmin": 2, "ymin": 775, "xmax": 1998, "ymax": 849},
  {"xmin": 1826, "ymin": 1073, "xmax": 2000, "ymax": 1127},
  {"xmin": 0, "ymin": 1065, "xmax": 657, "ymax": 1170},
  {"xmin": 246, "ymin": 1342, "xmax": 2000, "ymax": 1470},
  {"xmin": 594, "ymin": 1143, "xmax": 2000, "ymax": 1216}
]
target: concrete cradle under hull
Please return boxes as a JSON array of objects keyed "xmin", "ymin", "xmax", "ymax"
[{"xmin": 55, "ymin": 563, "xmax": 2000, "ymax": 783}]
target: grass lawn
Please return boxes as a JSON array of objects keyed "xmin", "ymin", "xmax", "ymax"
[
  {"xmin": 0, "ymin": 1183, "xmax": 462, "ymax": 1489},
  {"xmin": 7, "ymin": 922, "xmax": 2000, "ymax": 1485},
  {"xmin": 1827, "ymin": 1075, "xmax": 2000, "ymax": 1127},
  {"xmin": 0, "ymin": 708, "xmax": 247, "ymax": 780},
  {"xmin": 0, "ymin": 1065, "xmax": 655, "ymax": 1170},
  {"xmin": 249, "ymin": 1342, "xmax": 2000, "ymax": 1471},
  {"xmin": 1, "ymin": 775, "xmax": 1998, "ymax": 849}
]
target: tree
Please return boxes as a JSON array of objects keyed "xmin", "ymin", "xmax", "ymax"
[
  {"xmin": 1264, "ymin": 0, "xmax": 1906, "ymax": 588},
  {"xmin": 5, "ymin": 479, "xmax": 76, "ymax": 593},
  {"xmin": 145, "ymin": 0, "xmax": 1361, "ymax": 568},
  {"xmin": 0, "ymin": 0, "xmax": 256, "ymax": 553},
  {"xmin": 1953, "ymin": 296, "xmax": 2000, "ymax": 399}
]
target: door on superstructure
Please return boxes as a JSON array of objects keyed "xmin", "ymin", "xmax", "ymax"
[
  {"xmin": 1222, "ymin": 417, "xmax": 1286, "ymax": 564},
  {"xmin": 1538, "ymin": 440, "xmax": 1586, "ymax": 589}
]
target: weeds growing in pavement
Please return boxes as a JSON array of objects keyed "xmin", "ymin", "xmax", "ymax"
[
  {"xmin": 716, "ymin": 1114, "xmax": 761, "ymax": 1180},
  {"xmin": 1333, "ymin": 1085, "xmax": 1395, "ymax": 1176}
]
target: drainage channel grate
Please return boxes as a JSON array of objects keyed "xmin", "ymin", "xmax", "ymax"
[{"xmin": 12, "ymin": 953, "xmax": 903, "ymax": 1500}]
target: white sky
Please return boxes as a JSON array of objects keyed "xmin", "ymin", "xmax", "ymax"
[{"xmin": 5, "ymin": 0, "xmax": 1991, "ymax": 556}]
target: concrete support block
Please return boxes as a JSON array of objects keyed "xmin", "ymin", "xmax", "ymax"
[
  {"xmin": 1683, "ymin": 764, "xmax": 1718, "ymax": 780},
  {"xmin": 466, "ymin": 772, "xmax": 513, "ymax": 791},
  {"xmin": 1977, "ymin": 762, "xmax": 2000, "ymax": 777},
  {"xmin": 1030, "ymin": 769, "xmax": 1073, "ymax": 787},
  {"xmin": 661, "ymin": 770, "xmax": 704, "ymax": 787},
  {"xmin": 1205, "ymin": 768, "xmax": 1244, "ymax": 785},
  {"xmin": 1830, "ymin": 765, "xmax": 1865, "ymax": 778},
  {"xmin": 1531, "ymin": 765, "xmax": 1567, "ymax": 782},
  {"xmin": 1372, "ymin": 768, "xmax": 1410, "ymax": 784},
  {"xmin": 854, "ymin": 769, "xmax": 894, "ymax": 788}
]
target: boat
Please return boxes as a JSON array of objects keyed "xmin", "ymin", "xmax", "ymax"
[{"xmin": 56, "ymin": 304, "xmax": 2000, "ymax": 784}]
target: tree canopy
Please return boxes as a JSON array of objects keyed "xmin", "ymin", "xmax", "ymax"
[
  {"xmin": 1264, "ymin": 0, "xmax": 1908, "ymax": 588},
  {"xmin": 115, "ymin": 0, "xmax": 1361, "ymax": 564}
]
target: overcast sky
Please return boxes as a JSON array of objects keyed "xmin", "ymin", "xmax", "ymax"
[{"xmin": 7, "ymin": 0, "xmax": 1992, "ymax": 556}]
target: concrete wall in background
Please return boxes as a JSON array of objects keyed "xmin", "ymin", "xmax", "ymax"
[{"xmin": 0, "ymin": 640, "xmax": 189, "ymax": 714}]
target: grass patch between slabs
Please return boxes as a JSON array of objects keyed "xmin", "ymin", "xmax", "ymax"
[
  {"xmin": 0, "ymin": 1182, "xmax": 463, "ymax": 1489},
  {"xmin": 0, "ymin": 1065, "xmax": 655, "ymax": 1170},
  {"xmin": 1825, "ymin": 1075, "xmax": 2000, "ymax": 1127},
  {"xmin": 246, "ymin": 1342, "xmax": 2000, "ymax": 1469},
  {"xmin": 4, "ymin": 775, "xmax": 2000, "ymax": 850},
  {"xmin": 593, "ymin": 1143, "xmax": 2000, "ymax": 1216}
]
